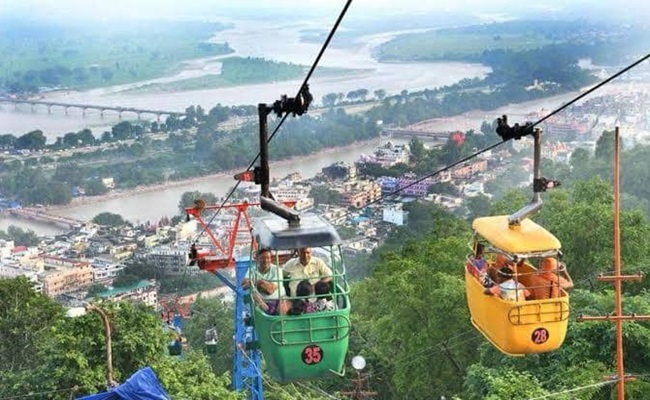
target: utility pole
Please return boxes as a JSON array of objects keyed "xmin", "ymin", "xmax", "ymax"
[
  {"xmin": 341, "ymin": 355, "xmax": 377, "ymax": 400},
  {"xmin": 577, "ymin": 127, "xmax": 650, "ymax": 399}
]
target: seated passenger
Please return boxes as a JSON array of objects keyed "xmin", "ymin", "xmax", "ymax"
[
  {"xmin": 282, "ymin": 247, "xmax": 332, "ymax": 297},
  {"xmin": 287, "ymin": 280, "xmax": 317, "ymax": 315},
  {"xmin": 484, "ymin": 266, "xmax": 530, "ymax": 301},
  {"xmin": 485, "ymin": 253, "xmax": 509, "ymax": 286},
  {"xmin": 243, "ymin": 248, "xmax": 286, "ymax": 314},
  {"xmin": 468, "ymin": 243, "xmax": 488, "ymax": 278},
  {"xmin": 314, "ymin": 281, "xmax": 335, "ymax": 312},
  {"xmin": 528, "ymin": 257, "xmax": 574, "ymax": 300}
]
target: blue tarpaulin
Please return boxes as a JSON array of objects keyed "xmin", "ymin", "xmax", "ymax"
[{"xmin": 78, "ymin": 367, "xmax": 170, "ymax": 400}]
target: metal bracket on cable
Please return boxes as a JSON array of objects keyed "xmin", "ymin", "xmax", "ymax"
[
  {"xmin": 271, "ymin": 85, "xmax": 313, "ymax": 117},
  {"xmin": 533, "ymin": 177, "xmax": 561, "ymax": 192},
  {"xmin": 496, "ymin": 115, "xmax": 534, "ymax": 141}
]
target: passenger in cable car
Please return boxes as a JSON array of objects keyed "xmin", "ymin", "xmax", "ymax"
[
  {"xmin": 243, "ymin": 248, "xmax": 286, "ymax": 315},
  {"xmin": 528, "ymin": 257, "xmax": 574, "ymax": 300},
  {"xmin": 483, "ymin": 253, "xmax": 510, "ymax": 286},
  {"xmin": 468, "ymin": 243, "xmax": 488, "ymax": 278},
  {"xmin": 287, "ymin": 280, "xmax": 317, "ymax": 315},
  {"xmin": 484, "ymin": 266, "xmax": 530, "ymax": 301},
  {"xmin": 314, "ymin": 281, "xmax": 335, "ymax": 311},
  {"xmin": 188, "ymin": 243, "xmax": 198, "ymax": 266},
  {"xmin": 282, "ymin": 247, "xmax": 332, "ymax": 297}
]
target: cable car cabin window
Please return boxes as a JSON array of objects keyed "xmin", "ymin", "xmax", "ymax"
[
  {"xmin": 249, "ymin": 246, "xmax": 349, "ymax": 316},
  {"xmin": 466, "ymin": 241, "xmax": 571, "ymax": 302}
]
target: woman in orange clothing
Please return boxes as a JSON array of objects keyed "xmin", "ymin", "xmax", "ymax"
[{"xmin": 529, "ymin": 257, "xmax": 574, "ymax": 300}]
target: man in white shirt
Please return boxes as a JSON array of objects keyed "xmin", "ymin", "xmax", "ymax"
[
  {"xmin": 282, "ymin": 247, "xmax": 333, "ymax": 297},
  {"xmin": 484, "ymin": 266, "xmax": 530, "ymax": 301},
  {"xmin": 243, "ymin": 248, "xmax": 286, "ymax": 314}
]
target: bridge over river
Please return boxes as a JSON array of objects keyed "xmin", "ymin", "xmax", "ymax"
[
  {"xmin": 0, "ymin": 98, "xmax": 186, "ymax": 120},
  {"xmin": 6, "ymin": 208, "xmax": 85, "ymax": 230}
]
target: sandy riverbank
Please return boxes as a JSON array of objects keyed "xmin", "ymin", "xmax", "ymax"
[{"xmin": 44, "ymin": 138, "xmax": 381, "ymax": 213}]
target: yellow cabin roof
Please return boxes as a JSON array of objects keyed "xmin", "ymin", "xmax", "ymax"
[{"xmin": 472, "ymin": 215, "xmax": 561, "ymax": 254}]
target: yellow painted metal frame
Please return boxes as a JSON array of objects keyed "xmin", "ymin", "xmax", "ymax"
[
  {"xmin": 465, "ymin": 263, "xmax": 569, "ymax": 355},
  {"xmin": 472, "ymin": 216, "xmax": 561, "ymax": 253},
  {"xmin": 467, "ymin": 216, "xmax": 569, "ymax": 355}
]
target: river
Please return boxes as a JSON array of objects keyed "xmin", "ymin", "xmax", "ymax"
[
  {"xmin": 0, "ymin": 18, "xmax": 614, "ymax": 236},
  {"xmin": 0, "ymin": 19, "xmax": 490, "ymax": 141},
  {"xmin": 0, "ymin": 138, "xmax": 399, "ymax": 235}
]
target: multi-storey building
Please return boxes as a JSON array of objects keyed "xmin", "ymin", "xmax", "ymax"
[
  {"xmin": 271, "ymin": 183, "xmax": 314, "ymax": 211},
  {"xmin": 0, "ymin": 240, "xmax": 14, "ymax": 259},
  {"xmin": 41, "ymin": 264, "xmax": 94, "ymax": 297},
  {"xmin": 372, "ymin": 142, "xmax": 410, "ymax": 167},
  {"xmin": 144, "ymin": 246, "xmax": 190, "ymax": 276},
  {"xmin": 340, "ymin": 180, "xmax": 381, "ymax": 208},
  {"xmin": 91, "ymin": 258, "xmax": 125, "ymax": 282},
  {"xmin": 383, "ymin": 204, "xmax": 407, "ymax": 226},
  {"xmin": 95, "ymin": 280, "xmax": 158, "ymax": 307},
  {"xmin": 451, "ymin": 160, "xmax": 488, "ymax": 179},
  {"xmin": 0, "ymin": 265, "xmax": 43, "ymax": 293}
]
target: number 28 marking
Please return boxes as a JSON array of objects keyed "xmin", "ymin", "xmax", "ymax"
[
  {"xmin": 531, "ymin": 328, "xmax": 549, "ymax": 344},
  {"xmin": 302, "ymin": 345, "xmax": 323, "ymax": 365}
]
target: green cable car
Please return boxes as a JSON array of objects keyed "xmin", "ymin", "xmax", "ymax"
[
  {"xmin": 205, "ymin": 328, "xmax": 218, "ymax": 355},
  {"xmin": 250, "ymin": 214, "xmax": 351, "ymax": 382}
]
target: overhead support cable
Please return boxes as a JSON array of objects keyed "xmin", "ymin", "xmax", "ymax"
[{"xmin": 192, "ymin": 0, "xmax": 353, "ymax": 242}]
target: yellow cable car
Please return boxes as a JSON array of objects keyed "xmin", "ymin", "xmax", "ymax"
[
  {"xmin": 466, "ymin": 216, "xmax": 569, "ymax": 356},
  {"xmin": 466, "ymin": 127, "xmax": 571, "ymax": 356}
]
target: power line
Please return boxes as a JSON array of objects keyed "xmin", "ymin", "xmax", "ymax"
[
  {"xmin": 191, "ymin": 0, "xmax": 352, "ymax": 243},
  {"xmin": 295, "ymin": 381, "xmax": 342, "ymax": 400},
  {"xmin": 0, "ymin": 386, "xmax": 78, "ymax": 400},
  {"xmin": 526, "ymin": 379, "xmax": 617, "ymax": 400}
]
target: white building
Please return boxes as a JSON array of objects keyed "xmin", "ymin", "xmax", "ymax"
[
  {"xmin": 144, "ymin": 246, "xmax": 192, "ymax": 276},
  {"xmin": 0, "ymin": 240, "xmax": 15, "ymax": 260},
  {"xmin": 96, "ymin": 280, "xmax": 158, "ymax": 307},
  {"xmin": 383, "ymin": 204, "xmax": 408, "ymax": 226},
  {"xmin": 0, "ymin": 265, "xmax": 43, "ymax": 293},
  {"xmin": 91, "ymin": 258, "xmax": 126, "ymax": 281}
]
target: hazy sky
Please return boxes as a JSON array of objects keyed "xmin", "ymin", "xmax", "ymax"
[{"xmin": 1, "ymin": 0, "xmax": 648, "ymax": 22}]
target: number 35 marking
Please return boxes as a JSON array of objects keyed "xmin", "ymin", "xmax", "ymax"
[
  {"xmin": 302, "ymin": 345, "xmax": 323, "ymax": 365},
  {"xmin": 531, "ymin": 328, "xmax": 549, "ymax": 344}
]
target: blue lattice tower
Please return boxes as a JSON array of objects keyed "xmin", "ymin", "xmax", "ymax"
[{"xmin": 214, "ymin": 259, "xmax": 264, "ymax": 400}]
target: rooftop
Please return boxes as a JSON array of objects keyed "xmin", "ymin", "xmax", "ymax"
[{"xmin": 95, "ymin": 280, "xmax": 155, "ymax": 299}]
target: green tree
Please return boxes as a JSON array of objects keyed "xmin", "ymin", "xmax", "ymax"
[
  {"xmin": 464, "ymin": 194, "xmax": 492, "ymax": 220},
  {"xmin": 183, "ymin": 298, "xmax": 234, "ymax": 374},
  {"xmin": 0, "ymin": 278, "xmax": 62, "ymax": 374},
  {"xmin": 85, "ymin": 178, "xmax": 109, "ymax": 196},
  {"xmin": 309, "ymin": 185, "xmax": 342, "ymax": 206},
  {"xmin": 0, "ymin": 225, "xmax": 40, "ymax": 246},
  {"xmin": 112, "ymin": 272, "xmax": 142, "ymax": 288},
  {"xmin": 595, "ymin": 129, "xmax": 616, "ymax": 162},
  {"xmin": 151, "ymin": 351, "xmax": 240, "ymax": 400},
  {"xmin": 92, "ymin": 212, "xmax": 127, "ymax": 227},
  {"xmin": 178, "ymin": 191, "xmax": 219, "ymax": 214},
  {"xmin": 353, "ymin": 241, "xmax": 479, "ymax": 399},
  {"xmin": 463, "ymin": 365, "xmax": 548, "ymax": 399},
  {"xmin": 570, "ymin": 147, "xmax": 591, "ymax": 171},
  {"xmin": 15, "ymin": 130, "xmax": 46, "ymax": 150},
  {"xmin": 86, "ymin": 284, "xmax": 108, "ymax": 298},
  {"xmin": 322, "ymin": 93, "xmax": 339, "ymax": 107},
  {"xmin": 408, "ymin": 137, "xmax": 427, "ymax": 163}
]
